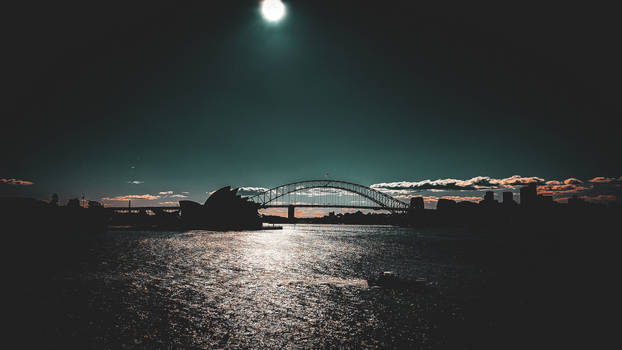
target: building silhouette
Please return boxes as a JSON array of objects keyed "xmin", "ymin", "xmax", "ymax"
[
  {"xmin": 503, "ymin": 191, "xmax": 515, "ymax": 205},
  {"xmin": 437, "ymin": 198, "xmax": 457, "ymax": 211},
  {"xmin": 520, "ymin": 183, "xmax": 538, "ymax": 207},
  {"xmin": 179, "ymin": 186, "xmax": 261, "ymax": 230},
  {"xmin": 480, "ymin": 191, "xmax": 498, "ymax": 207},
  {"xmin": 410, "ymin": 197, "xmax": 424, "ymax": 210}
]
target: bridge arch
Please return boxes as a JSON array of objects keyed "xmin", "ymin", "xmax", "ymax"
[{"xmin": 247, "ymin": 180, "xmax": 409, "ymax": 212}]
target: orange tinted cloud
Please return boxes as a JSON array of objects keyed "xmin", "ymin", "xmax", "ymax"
[
  {"xmin": 493, "ymin": 175, "xmax": 544, "ymax": 187},
  {"xmin": 537, "ymin": 185, "xmax": 587, "ymax": 195},
  {"xmin": 102, "ymin": 194, "xmax": 160, "ymax": 201},
  {"xmin": 1, "ymin": 178, "xmax": 34, "ymax": 185},
  {"xmin": 545, "ymin": 180, "xmax": 562, "ymax": 185},
  {"xmin": 558, "ymin": 194, "xmax": 618, "ymax": 203},
  {"xmin": 589, "ymin": 177, "xmax": 616, "ymax": 183},
  {"xmin": 537, "ymin": 178, "xmax": 588, "ymax": 196},
  {"xmin": 564, "ymin": 178, "xmax": 583, "ymax": 185},
  {"xmin": 580, "ymin": 194, "xmax": 617, "ymax": 202}
]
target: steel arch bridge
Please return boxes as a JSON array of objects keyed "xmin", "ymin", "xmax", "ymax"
[{"xmin": 247, "ymin": 180, "xmax": 409, "ymax": 212}]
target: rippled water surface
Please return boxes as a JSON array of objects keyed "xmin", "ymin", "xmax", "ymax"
[{"xmin": 37, "ymin": 224, "xmax": 538, "ymax": 349}]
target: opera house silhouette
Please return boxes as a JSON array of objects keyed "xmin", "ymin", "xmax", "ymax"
[{"xmin": 179, "ymin": 186, "xmax": 262, "ymax": 230}]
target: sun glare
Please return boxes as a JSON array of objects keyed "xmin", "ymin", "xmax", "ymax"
[{"xmin": 261, "ymin": 0, "xmax": 286, "ymax": 23}]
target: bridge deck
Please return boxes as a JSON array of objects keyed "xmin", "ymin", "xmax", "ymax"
[
  {"xmin": 105, "ymin": 207, "xmax": 180, "ymax": 211},
  {"xmin": 261, "ymin": 204, "xmax": 403, "ymax": 211},
  {"xmin": 105, "ymin": 205, "xmax": 405, "ymax": 211}
]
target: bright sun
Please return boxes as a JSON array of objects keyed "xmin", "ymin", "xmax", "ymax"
[{"xmin": 261, "ymin": 0, "xmax": 286, "ymax": 22}]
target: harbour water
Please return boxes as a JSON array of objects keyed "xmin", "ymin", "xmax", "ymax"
[{"xmin": 15, "ymin": 224, "xmax": 561, "ymax": 349}]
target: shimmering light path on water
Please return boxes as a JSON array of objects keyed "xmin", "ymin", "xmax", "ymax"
[{"xmin": 43, "ymin": 224, "xmax": 536, "ymax": 348}]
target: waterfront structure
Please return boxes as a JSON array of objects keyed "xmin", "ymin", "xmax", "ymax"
[
  {"xmin": 247, "ymin": 180, "xmax": 410, "ymax": 217},
  {"xmin": 179, "ymin": 186, "xmax": 261, "ymax": 230}
]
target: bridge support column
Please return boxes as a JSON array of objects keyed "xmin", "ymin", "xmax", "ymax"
[{"xmin": 287, "ymin": 205, "xmax": 295, "ymax": 221}]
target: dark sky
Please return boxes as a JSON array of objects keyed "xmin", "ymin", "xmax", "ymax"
[{"xmin": 2, "ymin": 1, "xmax": 621, "ymax": 203}]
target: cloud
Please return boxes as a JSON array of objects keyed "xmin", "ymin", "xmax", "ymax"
[
  {"xmin": 589, "ymin": 177, "xmax": 617, "ymax": 183},
  {"xmin": 155, "ymin": 191, "xmax": 187, "ymax": 199},
  {"xmin": 127, "ymin": 180, "xmax": 144, "ymax": 185},
  {"xmin": 537, "ymin": 179, "xmax": 588, "ymax": 196},
  {"xmin": 556, "ymin": 194, "xmax": 617, "ymax": 203},
  {"xmin": 537, "ymin": 176, "xmax": 622, "ymax": 199},
  {"xmin": 182, "ymin": 191, "xmax": 189, "ymax": 194},
  {"xmin": 564, "ymin": 178, "xmax": 583, "ymax": 185},
  {"xmin": 1, "ymin": 178, "xmax": 34, "ymax": 186},
  {"xmin": 159, "ymin": 201, "xmax": 179, "ymax": 206},
  {"xmin": 580, "ymin": 194, "xmax": 617, "ymax": 202},
  {"xmin": 237, "ymin": 187, "xmax": 269, "ymax": 196},
  {"xmin": 492, "ymin": 175, "xmax": 546, "ymax": 187},
  {"xmin": 536, "ymin": 176, "xmax": 622, "ymax": 200},
  {"xmin": 371, "ymin": 175, "xmax": 545, "ymax": 192},
  {"xmin": 102, "ymin": 194, "xmax": 160, "ymax": 201}
]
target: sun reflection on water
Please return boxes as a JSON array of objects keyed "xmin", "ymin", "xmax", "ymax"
[{"xmin": 68, "ymin": 224, "xmax": 484, "ymax": 348}]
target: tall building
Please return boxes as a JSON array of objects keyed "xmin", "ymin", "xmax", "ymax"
[
  {"xmin": 480, "ymin": 191, "xmax": 498, "ymax": 207},
  {"xmin": 520, "ymin": 183, "xmax": 537, "ymax": 207},
  {"xmin": 410, "ymin": 197, "xmax": 424, "ymax": 210},
  {"xmin": 503, "ymin": 191, "xmax": 514, "ymax": 205}
]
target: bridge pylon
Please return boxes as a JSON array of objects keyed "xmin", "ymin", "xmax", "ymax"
[{"xmin": 287, "ymin": 205, "xmax": 295, "ymax": 220}]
